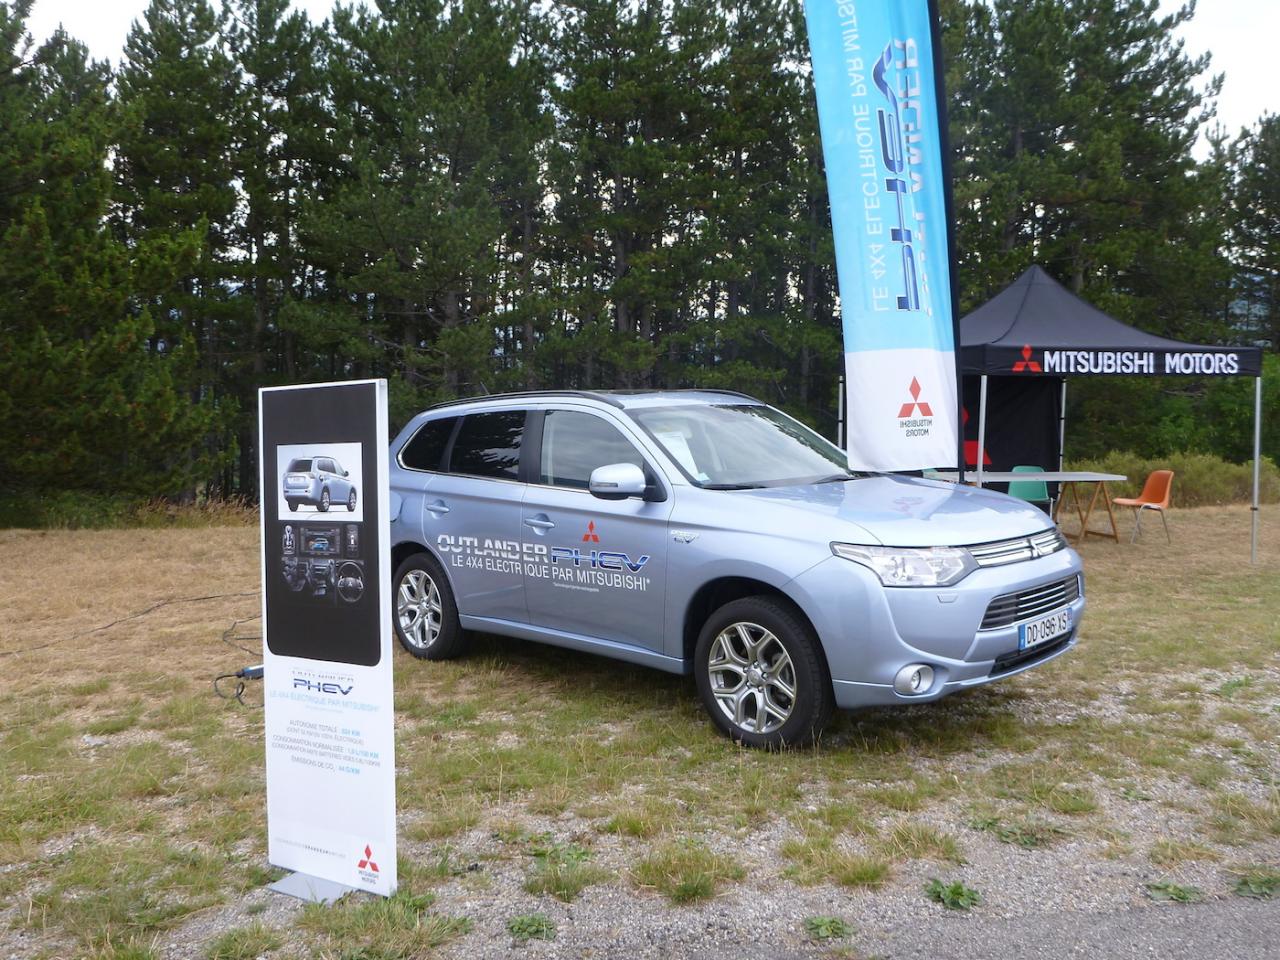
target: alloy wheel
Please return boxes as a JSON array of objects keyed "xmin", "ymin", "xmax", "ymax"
[
  {"xmin": 397, "ymin": 568, "xmax": 442, "ymax": 650},
  {"xmin": 706, "ymin": 621, "xmax": 797, "ymax": 735}
]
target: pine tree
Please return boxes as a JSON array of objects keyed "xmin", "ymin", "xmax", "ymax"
[
  {"xmin": 114, "ymin": 0, "xmax": 240, "ymax": 494},
  {"xmin": 224, "ymin": 0, "xmax": 327, "ymax": 491},
  {"xmin": 0, "ymin": 5, "xmax": 219, "ymax": 495},
  {"xmin": 1233, "ymin": 113, "xmax": 1280, "ymax": 352}
]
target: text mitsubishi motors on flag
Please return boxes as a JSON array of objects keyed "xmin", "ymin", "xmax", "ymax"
[{"xmin": 387, "ymin": 391, "xmax": 1084, "ymax": 749}]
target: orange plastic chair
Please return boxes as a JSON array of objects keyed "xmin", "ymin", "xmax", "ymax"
[{"xmin": 1113, "ymin": 470, "xmax": 1174, "ymax": 544}]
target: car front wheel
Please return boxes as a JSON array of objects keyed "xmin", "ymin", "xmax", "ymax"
[
  {"xmin": 694, "ymin": 596, "xmax": 833, "ymax": 749},
  {"xmin": 347, "ymin": 489, "xmax": 357, "ymax": 511},
  {"xmin": 393, "ymin": 552, "xmax": 466, "ymax": 660}
]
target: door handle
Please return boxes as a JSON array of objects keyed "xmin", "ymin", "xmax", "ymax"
[
  {"xmin": 426, "ymin": 499, "xmax": 451, "ymax": 515},
  {"xmin": 524, "ymin": 515, "xmax": 555, "ymax": 531}
]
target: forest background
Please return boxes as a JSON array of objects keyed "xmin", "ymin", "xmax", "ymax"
[{"xmin": 2, "ymin": 0, "xmax": 1278, "ymax": 504}]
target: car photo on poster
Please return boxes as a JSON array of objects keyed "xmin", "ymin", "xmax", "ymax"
[{"xmin": 276, "ymin": 442, "xmax": 365, "ymax": 521}]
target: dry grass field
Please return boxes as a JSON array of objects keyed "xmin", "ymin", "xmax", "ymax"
[{"xmin": 1, "ymin": 506, "xmax": 1278, "ymax": 959}]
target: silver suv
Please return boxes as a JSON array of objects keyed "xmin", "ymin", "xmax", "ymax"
[
  {"xmin": 283, "ymin": 456, "xmax": 358, "ymax": 513},
  {"xmin": 388, "ymin": 391, "xmax": 1084, "ymax": 748}
]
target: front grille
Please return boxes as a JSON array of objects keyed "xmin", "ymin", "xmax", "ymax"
[
  {"xmin": 980, "ymin": 574, "xmax": 1081, "ymax": 630},
  {"xmin": 990, "ymin": 633, "xmax": 1074, "ymax": 675},
  {"xmin": 969, "ymin": 528, "xmax": 1066, "ymax": 568}
]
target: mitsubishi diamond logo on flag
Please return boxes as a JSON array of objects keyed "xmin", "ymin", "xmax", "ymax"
[{"xmin": 804, "ymin": 0, "xmax": 960, "ymax": 470}]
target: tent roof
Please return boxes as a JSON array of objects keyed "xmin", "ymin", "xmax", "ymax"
[{"xmin": 959, "ymin": 265, "xmax": 1262, "ymax": 376}]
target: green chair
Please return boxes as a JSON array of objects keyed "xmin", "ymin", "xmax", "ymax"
[{"xmin": 1008, "ymin": 465, "xmax": 1052, "ymax": 514}]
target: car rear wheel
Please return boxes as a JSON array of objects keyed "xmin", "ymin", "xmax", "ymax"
[
  {"xmin": 694, "ymin": 596, "xmax": 833, "ymax": 749},
  {"xmin": 347, "ymin": 489, "xmax": 358, "ymax": 511},
  {"xmin": 393, "ymin": 552, "xmax": 466, "ymax": 660},
  {"xmin": 285, "ymin": 498, "xmax": 299, "ymax": 512},
  {"xmin": 318, "ymin": 487, "xmax": 330, "ymax": 512}
]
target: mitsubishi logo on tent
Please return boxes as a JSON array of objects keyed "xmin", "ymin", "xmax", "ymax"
[
  {"xmin": 357, "ymin": 845, "xmax": 379, "ymax": 873},
  {"xmin": 1012, "ymin": 344, "xmax": 1042, "ymax": 373},
  {"xmin": 898, "ymin": 378, "xmax": 934, "ymax": 419}
]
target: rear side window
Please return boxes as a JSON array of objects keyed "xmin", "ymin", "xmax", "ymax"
[
  {"xmin": 400, "ymin": 416, "xmax": 457, "ymax": 472},
  {"xmin": 449, "ymin": 411, "xmax": 525, "ymax": 480},
  {"xmin": 540, "ymin": 410, "xmax": 645, "ymax": 489}
]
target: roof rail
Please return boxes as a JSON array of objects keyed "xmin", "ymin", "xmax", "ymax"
[
  {"xmin": 675, "ymin": 388, "xmax": 759, "ymax": 401},
  {"xmin": 425, "ymin": 390, "xmax": 625, "ymax": 411}
]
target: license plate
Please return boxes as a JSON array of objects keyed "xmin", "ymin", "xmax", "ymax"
[{"xmin": 1018, "ymin": 607, "xmax": 1072, "ymax": 650}]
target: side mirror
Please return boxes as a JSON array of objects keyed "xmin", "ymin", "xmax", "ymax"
[
  {"xmin": 343, "ymin": 470, "xmax": 349, "ymax": 477},
  {"xmin": 588, "ymin": 463, "xmax": 647, "ymax": 500}
]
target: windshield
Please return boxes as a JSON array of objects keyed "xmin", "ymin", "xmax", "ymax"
[
  {"xmin": 287, "ymin": 459, "xmax": 313, "ymax": 472},
  {"xmin": 630, "ymin": 404, "xmax": 854, "ymax": 488}
]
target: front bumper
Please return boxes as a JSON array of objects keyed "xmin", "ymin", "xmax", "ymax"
[{"xmin": 788, "ymin": 548, "xmax": 1085, "ymax": 710}]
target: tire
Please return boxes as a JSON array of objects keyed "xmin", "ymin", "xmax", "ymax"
[
  {"xmin": 347, "ymin": 488, "xmax": 358, "ymax": 511},
  {"xmin": 318, "ymin": 487, "xmax": 330, "ymax": 512},
  {"xmin": 694, "ymin": 596, "xmax": 833, "ymax": 749},
  {"xmin": 392, "ymin": 552, "xmax": 467, "ymax": 660},
  {"xmin": 285, "ymin": 499, "xmax": 299, "ymax": 512}
]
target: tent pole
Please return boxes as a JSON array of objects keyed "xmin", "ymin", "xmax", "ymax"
[
  {"xmin": 977, "ymin": 375, "xmax": 988, "ymax": 488},
  {"xmin": 1058, "ymin": 379, "xmax": 1067, "ymax": 472},
  {"xmin": 1253, "ymin": 375, "xmax": 1262, "ymax": 566}
]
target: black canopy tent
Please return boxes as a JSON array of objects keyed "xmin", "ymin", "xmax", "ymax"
[{"xmin": 959, "ymin": 265, "xmax": 1265, "ymax": 561}]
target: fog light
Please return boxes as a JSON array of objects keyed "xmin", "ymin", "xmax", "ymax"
[{"xmin": 894, "ymin": 664, "xmax": 935, "ymax": 696}]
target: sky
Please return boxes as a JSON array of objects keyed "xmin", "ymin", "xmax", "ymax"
[{"xmin": 22, "ymin": 0, "xmax": 1280, "ymax": 144}]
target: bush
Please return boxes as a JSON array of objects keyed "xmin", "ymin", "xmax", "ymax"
[
  {"xmin": 0, "ymin": 491, "xmax": 256, "ymax": 529},
  {"xmin": 1065, "ymin": 452, "xmax": 1280, "ymax": 507}
]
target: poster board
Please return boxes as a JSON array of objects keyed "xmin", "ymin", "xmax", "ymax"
[{"xmin": 258, "ymin": 379, "xmax": 396, "ymax": 896}]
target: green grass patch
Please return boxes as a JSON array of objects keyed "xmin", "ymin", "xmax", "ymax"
[
  {"xmin": 781, "ymin": 835, "xmax": 891, "ymax": 889},
  {"xmin": 1149, "ymin": 837, "xmax": 1221, "ymax": 866},
  {"xmin": 205, "ymin": 921, "xmax": 283, "ymax": 960},
  {"xmin": 508, "ymin": 913, "xmax": 556, "ymax": 942},
  {"xmin": 971, "ymin": 815, "xmax": 1068, "ymax": 849},
  {"xmin": 1146, "ymin": 880, "xmax": 1204, "ymax": 903},
  {"xmin": 522, "ymin": 837, "xmax": 609, "ymax": 902},
  {"xmin": 925, "ymin": 878, "xmax": 981, "ymax": 910},
  {"xmin": 1233, "ymin": 867, "xmax": 1280, "ymax": 899},
  {"xmin": 632, "ymin": 840, "xmax": 745, "ymax": 903},
  {"xmin": 878, "ymin": 822, "xmax": 965, "ymax": 863},
  {"xmin": 298, "ymin": 889, "xmax": 470, "ymax": 957},
  {"xmin": 804, "ymin": 915, "xmax": 853, "ymax": 941}
]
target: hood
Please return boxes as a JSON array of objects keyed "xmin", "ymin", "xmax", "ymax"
[{"xmin": 735, "ymin": 474, "xmax": 1054, "ymax": 548}]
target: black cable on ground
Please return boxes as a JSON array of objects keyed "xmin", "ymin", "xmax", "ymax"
[
  {"xmin": 221, "ymin": 615, "xmax": 262, "ymax": 657},
  {"xmin": 213, "ymin": 664, "xmax": 264, "ymax": 707},
  {"xmin": 0, "ymin": 591, "xmax": 261, "ymax": 658}
]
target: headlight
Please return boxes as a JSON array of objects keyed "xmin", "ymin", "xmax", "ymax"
[{"xmin": 831, "ymin": 542, "xmax": 976, "ymax": 587}]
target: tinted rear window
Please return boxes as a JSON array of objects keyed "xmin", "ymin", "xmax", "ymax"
[
  {"xmin": 400, "ymin": 417, "xmax": 457, "ymax": 471},
  {"xmin": 288, "ymin": 459, "xmax": 313, "ymax": 472},
  {"xmin": 449, "ymin": 411, "xmax": 524, "ymax": 480}
]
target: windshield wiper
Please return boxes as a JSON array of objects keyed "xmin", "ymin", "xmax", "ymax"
[
  {"xmin": 701, "ymin": 482, "xmax": 769, "ymax": 490},
  {"xmin": 810, "ymin": 473, "xmax": 860, "ymax": 484}
]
